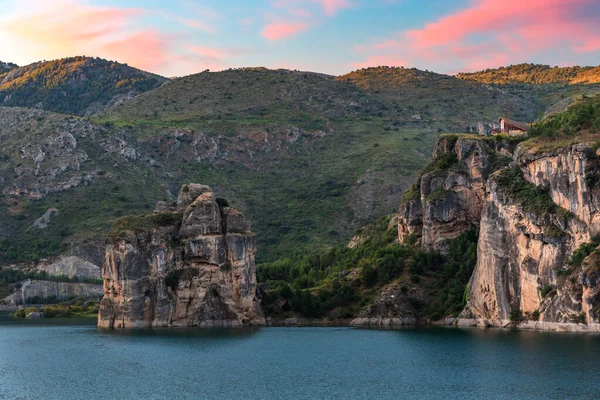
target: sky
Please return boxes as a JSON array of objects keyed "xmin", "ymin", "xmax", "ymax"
[{"xmin": 0, "ymin": 0, "xmax": 599, "ymax": 77}]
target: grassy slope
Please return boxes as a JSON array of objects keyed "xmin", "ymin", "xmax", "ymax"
[
  {"xmin": 0, "ymin": 108, "xmax": 166, "ymax": 264},
  {"xmin": 337, "ymin": 66, "xmax": 540, "ymax": 124},
  {"xmin": 2, "ymin": 65, "xmax": 600, "ymax": 267},
  {"xmin": 456, "ymin": 64, "xmax": 600, "ymax": 116},
  {"xmin": 95, "ymin": 68, "xmax": 441, "ymax": 261}
]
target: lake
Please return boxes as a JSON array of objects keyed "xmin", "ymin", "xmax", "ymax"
[{"xmin": 1, "ymin": 312, "xmax": 599, "ymax": 399}]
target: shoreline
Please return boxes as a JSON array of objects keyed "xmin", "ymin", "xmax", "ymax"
[
  {"xmin": 4, "ymin": 311, "xmax": 599, "ymax": 333},
  {"xmin": 268, "ymin": 316, "xmax": 600, "ymax": 333}
]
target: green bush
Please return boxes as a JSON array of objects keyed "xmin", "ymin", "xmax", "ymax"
[
  {"xmin": 360, "ymin": 261, "xmax": 378, "ymax": 288},
  {"xmin": 421, "ymin": 152, "xmax": 458, "ymax": 176},
  {"xmin": 529, "ymin": 95, "xmax": 600, "ymax": 139},
  {"xmin": 540, "ymin": 285, "xmax": 553, "ymax": 298},
  {"xmin": 569, "ymin": 238, "xmax": 599, "ymax": 266},
  {"xmin": 509, "ymin": 307, "xmax": 523, "ymax": 322},
  {"xmin": 496, "ymin": 167, "xmax": 572, "ymax": 218},
  {"xmin": 110, "ymin": 212, "xmax": 182, "ymax": 237}
]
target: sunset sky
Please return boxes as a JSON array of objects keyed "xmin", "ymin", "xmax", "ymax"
[{"xmin": 0, "ymin": 0, "xmax": 599, "ymax": 77}]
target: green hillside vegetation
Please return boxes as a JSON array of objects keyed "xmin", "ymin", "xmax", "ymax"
[
  {"xmin": 338, "ymin": 66, "xmax": 539, "ymax": 125},
  {"xmin": 1, "ymin": 61, "xmax": 600, "ymax": 267},
  {"xmin": 94, "ymin": 68, "xmax": 444, "ymax": 261},
  {"xmin": 12, "ymin": 299, "xmax": 99, "ymax": 318},
  {"xmin": 258, "ymin": 217, "xmax": 477, "ymax": 321},
  {"xmin": 0, "ymin": 108, "xmax": 167, "ymax": 264},
  {"xmin": 98, "ymin": 68, "xmax": 395, "ymax": 135},
  {"xmin": 0, "ymin": 56, "xmax": 166, "ymax": 115},
  {"xmin": 529, "ymin": 95, "xmax": 600, "ymax": 138},
  {"xmin": 518, "ymin": 95, "xmax": 600, "ymax": 154},
  {"xmin": 457, "ymin": 63, "xmax": 600, "ymax": 85}
]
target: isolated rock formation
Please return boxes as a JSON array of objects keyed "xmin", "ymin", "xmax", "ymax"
[{"xmin": 98, "ymin": 184, "xmax": 265, "ymax": 328}]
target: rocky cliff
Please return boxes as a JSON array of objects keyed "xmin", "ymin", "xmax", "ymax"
[
  {"xmin": 397, "ymin": 135, "xmax": 514, "ymax": 253},
  {"xmin": 2, "ymin": 280, "xmax": 102, "ymax": 307},
  {"xmin": 459, "ymin": 141, "xmax": 600, "ymax": 331},
  {"xmin": 98, "ymin": 184, "xmax": 265, "ymax": 328},
  {"xmin": 396, "ymin": 126, "xmax": 600, "ymax": 331}
]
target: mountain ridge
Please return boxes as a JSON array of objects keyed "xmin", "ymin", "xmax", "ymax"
[
  {"xmin": 0, "ymin": 56, "xmax": 167, "ymax": 116},
  {"xmin": 457, "ymin": 63, "xmax": 600, "ymax": 85},
  {"xmin": 0, "ymin": 56, "xmax": 599, "ymax": 270}
]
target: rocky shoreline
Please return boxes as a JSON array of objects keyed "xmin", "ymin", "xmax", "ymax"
[{"xmin": 267, "ymin": 316, "xmax": 600, "ymax": 333}]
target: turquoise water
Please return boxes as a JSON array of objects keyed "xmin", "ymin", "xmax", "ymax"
[{"xmin": 1, "ymin": 313, "xmax": 599, "ymax": 399}]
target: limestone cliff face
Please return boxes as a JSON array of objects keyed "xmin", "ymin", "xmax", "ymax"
[
  {"xmin": 397, "ymin": 135, "xmax": 511, "ymax": 253},
  {"xmin": 98, "ymin": 184, "xmax": 265, "ymax": 328},
  {"xmin": 2, "ymin": 280, "xmax": 103, "ymax": 307},
  {"xmin": 517, "ymin": 144, "xmax": 600, "ymax": 234},
  {"xmin": 460, "ymin": 142, "xmax": 600, "ymax": 330}
]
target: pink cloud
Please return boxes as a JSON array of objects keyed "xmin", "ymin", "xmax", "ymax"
[
  {"xmin": 187, "ymin": 45, "xmax": 234, "ymax": 60},
  {"xmin": 262, "ymin": 22, "xmax": 309, "ymax": 40},
  {"xmin": 0, "ymin": 0, "xmax": 229, "ymax": 76},
  {"xmin": 353, "ymin": 0, "xmax": 600, "ymax": 72},
  {"xmin": 100, "ymin": 31, "xmax": 167, "ymax": 72},
  {"xmin": 316, "ymin": 0, "xmax": 352, "ymax": 16},
  {"xmin": 262, "ymin": 0, "xmax": 351, "ymax": 42}
]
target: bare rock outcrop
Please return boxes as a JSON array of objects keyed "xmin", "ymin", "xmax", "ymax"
[
  {"xmin": 350, "ymin": 283, "xmax": 426, "ymax": 327},
  {"xmin": 397, "ymin": 135, "xmax": 513, "ymax": 253},
  {"xmin": 2, "ymin": 280, "xmax": 102, "ymax": 307},
  {"xmin": 98, "ymin": 183, "xmax": 265, "ymax": 328},
  {"xmin": 37, "ymin": 256, "xmax": 101, "ymax": 280},
  {"xmin": 460, "ymin": 142, "xmax": 600, "ymax": 330}
]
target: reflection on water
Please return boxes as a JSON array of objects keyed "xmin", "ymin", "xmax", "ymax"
[
  {"xmin": 1, "ymin": 314, "xmax": 600, "ymax": 400},
  {"xmin": 97, "ymin": 325, "xmax": 262, "ymax": 340}
]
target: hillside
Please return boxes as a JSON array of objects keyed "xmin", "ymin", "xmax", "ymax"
[
  {"xmin": 0, "ymin": 56, "xmax": 167, "ymax": 116},
  {"xmin": 95, "ymin": 68, "xmax": 438, "ymax": 261},
  {"xmin": 258, "ymin": 95, "xmax": 600, "ymax": 330},
  {"xmin": 0, "ymin": 107, "xmax": 166, "ymax": 265},
  {"xmin": 2, "ymin": 60, "xmax": 600, "ymax": 274},
  {"xmin": 344, "ymin": 66, "xmax": 600, "ymax": 123},
  {"xmin": 337, "ymin": 66, "xmax": 539, "ymax": 124},
  {"xmin": 0, "ymin": 61, "xmax": 17, "ymax": 75},
  {"xmin": 457, "ymin": 63, "xmax": 600, "ymax": 85}
]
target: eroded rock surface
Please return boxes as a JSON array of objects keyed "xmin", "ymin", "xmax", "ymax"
[
  {"xmin": 98, "ymin": 183, "xmax": 265, "ymax": 328},
  {"xmin": 397, "ymin": 135, "xmax": 513, "ymax": 253},
  {"xmin": 460, "ymin": 142, "xmax": 600, "ymax": 330},
  {"xmin": 2, "ymin": 280, "xmax": 102, "ymax": 307}
]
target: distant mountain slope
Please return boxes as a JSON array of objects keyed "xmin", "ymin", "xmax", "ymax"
[
  {"xmin": 0, "ymin": 107, "xmax": 166, "ymax": 265},
  {"xmin": 337, "ymin": 66, "xmax": 540, "ymax": 123},
  {"xmin": 99, "ymin": 67, "xmax": 394, "ymax": 135},
  {"xmin": 0, "ymin": 61, "xmax": 17, "ymax": 75},
  {"xmin": 2, "ymin": 61, "xmax": 600, "ymax": 269},
  {"xmin": 456, "ymin": 63, "xmax": 600, "ymax": 85},
  {"xmin": 95, "ymin": 68, "xmax": 437, "ymax": 261},
  {"xmin": 341, "ymin": 66, "xmax": 600, "ymax": 123},
  {"xmin": 0, "ymin": 56, "xmax": 167, "ymax": 116}
]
